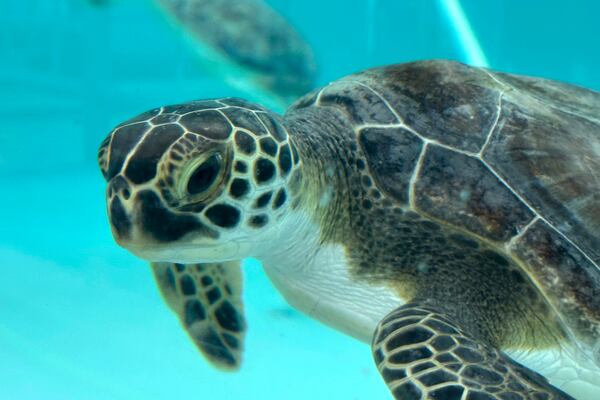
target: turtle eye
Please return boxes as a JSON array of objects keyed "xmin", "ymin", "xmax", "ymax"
[{"xmin": 186, "ymin": 154, "xmax": 222, "ymax": 195}]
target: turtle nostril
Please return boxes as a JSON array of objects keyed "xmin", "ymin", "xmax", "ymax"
[{"xmin": 109, "ymin": 175, "xmax": 132, "ymax": 200}]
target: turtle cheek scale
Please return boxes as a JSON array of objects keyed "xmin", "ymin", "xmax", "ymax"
[
  {"xmin": 136, "ymin": 190, "xmax": 219, "ymax": 243},
  {"xmin": 109, "ymin": 189, "xmax": 222, "ymax": 259}
]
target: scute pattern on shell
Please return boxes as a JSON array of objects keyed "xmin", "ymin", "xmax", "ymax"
[
  {"xmin": 357, "ymin": 60, "xmax": 600, "ymax": 265},
  {"xmin": 289, "ymin": 59, "xmax": 600, "ymax": 354}
]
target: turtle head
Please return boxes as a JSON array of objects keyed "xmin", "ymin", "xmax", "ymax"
[{"xmin": 98, "ymin": 98, "xmax": 299, "ymax": 263}]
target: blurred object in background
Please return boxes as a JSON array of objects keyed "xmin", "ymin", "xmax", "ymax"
[{"xmin": 90, "ymin": 0, "xmax": 317, "ymax": 109}]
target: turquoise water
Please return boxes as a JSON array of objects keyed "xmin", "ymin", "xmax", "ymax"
[{"xmin": 1, "ymin": 1, "xmax": 599, "ymax": 399}]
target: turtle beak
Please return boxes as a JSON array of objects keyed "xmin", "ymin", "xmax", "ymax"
[{"xmin": 109, "ymin": 196, "xmax": 132, "ymax": 242}]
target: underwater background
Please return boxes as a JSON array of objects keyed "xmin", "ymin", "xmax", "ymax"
[{"xmin": 1, "ymin": 0, "xmax": 599, "ymax": 399}]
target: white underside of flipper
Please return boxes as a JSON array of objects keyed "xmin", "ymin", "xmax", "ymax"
[
  {"xmin": 262, "ymin": 243, "xmax": 403, "ymax": 343},
  {"xmin": 507, "ymin": 347, "xmax": 600, "ymax": 400}
]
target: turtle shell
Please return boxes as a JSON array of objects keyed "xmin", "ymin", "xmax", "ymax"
[{"xmin": 289, "ymin": 60, "xmax": 600, "ymax": 348}]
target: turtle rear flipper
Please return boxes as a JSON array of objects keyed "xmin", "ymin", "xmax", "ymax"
[
  {"xmin": 152, "ymin": 261, "xmax": 246, "ymax": 370},
  {"xmin": 372, "ymin": 301, "xmax": 574, "ymax": 400}
]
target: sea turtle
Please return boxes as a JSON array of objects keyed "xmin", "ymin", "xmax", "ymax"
[
  {"xmin": 97, "ymin": 60, "xmax": 600, "ymax": 399},
  {"xmin": 89, "ymin": 0, "xmax": 316, "ymax": 108}
]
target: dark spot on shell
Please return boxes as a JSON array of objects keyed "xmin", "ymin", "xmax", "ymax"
[
  {"xmin": 273, "ymin": 189, "xmax": 287, "ymax": 209},
  {"xmin": 205, "ymin": 204, "xmax": 241, "ymax": 228},
  {"xmin": 184, "ymin": 300, "xmax": 206, "ymax": 326},
  {"xmin": 235, "ymin": 131, "xmax": 256, "ymax": 155},
  {"xmin": 249, "ymin": 214, "xmax": 269, "ymax": 228},
  {"xmin": 254, "ymin": 192, "xmax": 273, "ymax": 208},
  {"xmin": 174, "ymin": 263, "xmax": 185, "ymax": 272},
  {"xmin": 179, "ymin": 274, "xmax": 196, "ymax": 295},
  {"xmin": 278, "ymin": 144, "xmax": 292, "ymax": 176},
  {"xmin": 215, "ymin": 301, "xmax": 243, "ymax": 332},
  {"xmin": 234, "ymin": 160, "xmax": 248, "ymax": 173},
  {"xmin": 254, "ymin": 158, "xmax": 275, "ymax": 184},
  {"xmin": 259, "ymin": 137, "xmax": 278, "ymax": 157},
  {"xmin": 206, "ymin": 287, "xmax": 221, "ymax": 304},
  {"xmin": 229, "ymin": 178, "xmax": 250, "ymax": 199},
  {"xmin": 201, "ymin": 275, "xmax": 213, "ymax": 287}
]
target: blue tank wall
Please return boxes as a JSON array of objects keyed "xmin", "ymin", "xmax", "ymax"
[
  {"xmin": 0, "ymin": 1, "xmax": 598, "ymax": 400},
  {"xmin": 1, "ymin": 0, "xmax": 599, "ymax": 176}
]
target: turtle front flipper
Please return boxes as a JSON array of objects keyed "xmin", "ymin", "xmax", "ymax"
[
  {"xmin": 372, "ymin": 301, "xmax": 574, "ymax": 400},
  {"xmin": 151, "ymin": 261, "xmax": 245, "ymax": 370}
]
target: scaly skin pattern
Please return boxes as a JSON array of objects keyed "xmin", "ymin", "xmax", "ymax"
[
  {"xmin": 373, "ymin": 302, "xmax": 573, "ymax": 399},
  {"xmin": 99, "ymin": 60, "xmax": 600, "ymax": 399}
]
